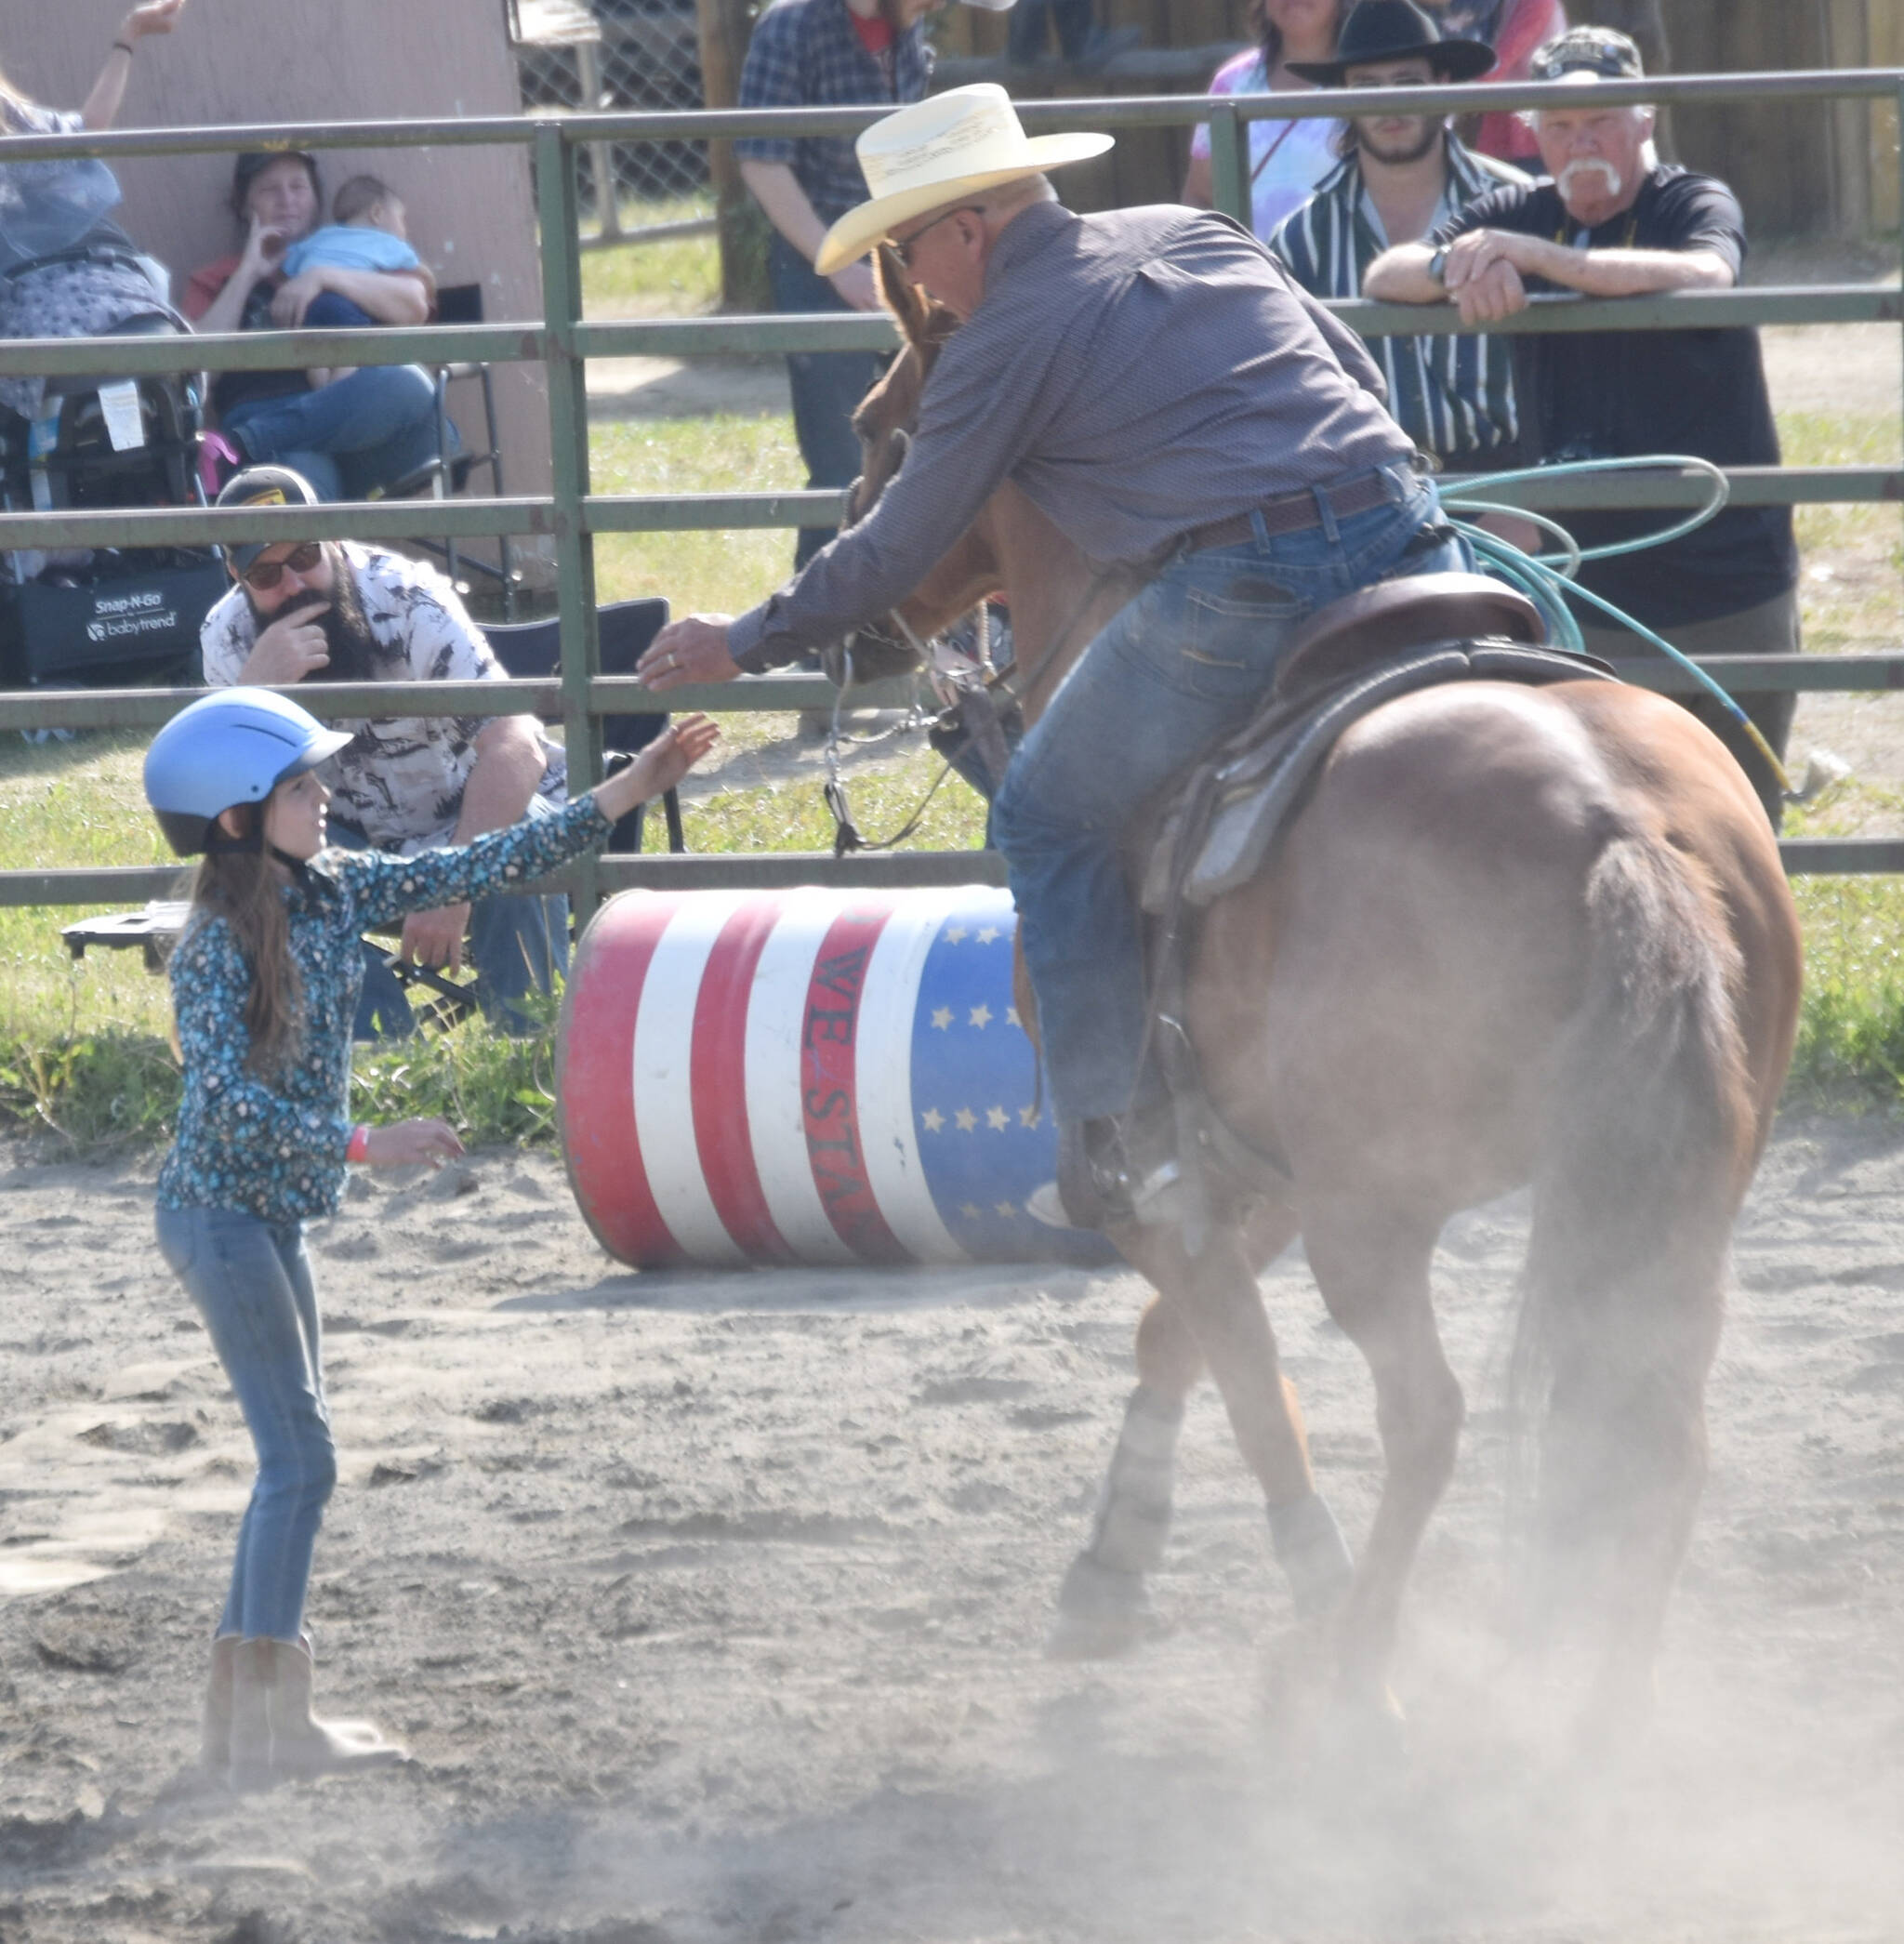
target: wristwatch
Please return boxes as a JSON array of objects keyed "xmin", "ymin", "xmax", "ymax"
[{"xmin": 1426, "ymin": 246, "xmax": 1450, "ymax": 289}]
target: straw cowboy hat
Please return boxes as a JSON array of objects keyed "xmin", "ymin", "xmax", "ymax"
[{"xmin": 815, "ymin": 84, "xmax": 1113, "ymax": 276}]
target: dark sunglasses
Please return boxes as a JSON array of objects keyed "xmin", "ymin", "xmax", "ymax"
[
  {"xmin": 889, "ymin": 205, "xmax": 984, "ymax": 271},
  {"xmin": 239, "ymin": 540, "xmax": 324, "ymax": 591}
]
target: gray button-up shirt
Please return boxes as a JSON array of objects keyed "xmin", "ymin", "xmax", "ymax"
[{"xmin": 729, "ymin": 199, "xmax": 1415, "ymax": 672}]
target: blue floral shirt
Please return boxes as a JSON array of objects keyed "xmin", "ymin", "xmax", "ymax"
[{"xmin": 157, "ymin": 795, "xmax": 612, "ymax": 1225}]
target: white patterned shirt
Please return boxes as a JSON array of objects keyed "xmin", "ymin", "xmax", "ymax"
[{"xmin": 200, "ymin": 543, "xmax": 564, "ymax": 855}]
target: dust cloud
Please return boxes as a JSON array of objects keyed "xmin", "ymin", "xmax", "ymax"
[{"xmin": 1, "ymin": 1113, "xmax": 1899, "ymax": 1940}]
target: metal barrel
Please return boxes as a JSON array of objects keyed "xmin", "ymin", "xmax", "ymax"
[{"xmin": 557, "ymin": 885, "xmax": 1116, "ymax": 1270}]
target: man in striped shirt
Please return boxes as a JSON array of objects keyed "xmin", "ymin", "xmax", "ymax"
[{"xmin": 1270, "ymin": 0, "xmax": 1525, "ymax": 464}]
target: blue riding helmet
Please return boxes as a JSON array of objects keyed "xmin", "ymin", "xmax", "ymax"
[{"xmin": 144, "ymin": 687, "xmax": 352, "ymax": 856}]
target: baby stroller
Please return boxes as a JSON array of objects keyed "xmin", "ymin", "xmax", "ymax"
[{"xmin": 0, "ymin": 300, "xmax": 223, "ymax": 690}]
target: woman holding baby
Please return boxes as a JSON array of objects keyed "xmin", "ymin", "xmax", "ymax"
[{"xmin": 183, "ymin": 152, "xmax": 448, "ymax": 500}]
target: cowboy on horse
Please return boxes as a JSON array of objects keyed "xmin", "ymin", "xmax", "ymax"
[{"xmin": 641, "ymin": 81, "xmax": 1470, "ymax": 1229}]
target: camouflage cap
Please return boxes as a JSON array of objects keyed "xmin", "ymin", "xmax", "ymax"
[{"xmin": 1528, "ymin": 25, "xmax": 1645, "ymax": 83}]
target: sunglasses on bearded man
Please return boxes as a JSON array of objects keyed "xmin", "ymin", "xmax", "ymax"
[{"xmin": 237, "ymin": 541, "xmax": 324, "ymax": 591}]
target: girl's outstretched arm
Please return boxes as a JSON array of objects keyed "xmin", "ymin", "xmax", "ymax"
[{"xmin": 337, "ymin": 716, "xmax": 719, "ymax": 930}]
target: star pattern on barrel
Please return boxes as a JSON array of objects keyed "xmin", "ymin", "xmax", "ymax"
[{"xmin": 902, "ymin": 898, "xmax": 1110, "ymax": 1271}]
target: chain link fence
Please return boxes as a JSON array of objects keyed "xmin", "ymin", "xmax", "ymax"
[{"xmin": 514, "ymin": 0, "xmax": 713, "ymax": 235}]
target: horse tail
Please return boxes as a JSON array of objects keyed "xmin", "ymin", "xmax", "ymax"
[{"xmin": 1511, "ymin": 827, "xmax": 1756, "ymax": 1600}]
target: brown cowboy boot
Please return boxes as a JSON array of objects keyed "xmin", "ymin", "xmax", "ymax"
[
  {"xmin": 264, "ymin": 1636, "xmax": 407, "ymax": 1781},
  {"xmin": 198, "ymin": 1634, "xmax": 239, "ymax": 1776},
  {"xmin": 227, "ymin": 1639, "xmax": 275, "ymax": 1793}
]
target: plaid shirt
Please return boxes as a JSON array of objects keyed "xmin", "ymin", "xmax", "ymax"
[
  {"xmin": 735, "ymin": 0, "xmax": 933, "ymax": 228},
  {"xmin": 1269, "ymin": 138, "xmax": 1524, "ymax": 463}
]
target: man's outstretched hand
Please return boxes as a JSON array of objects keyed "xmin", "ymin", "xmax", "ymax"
[{"xmin": 637, "ymin": 616, "xmax": 740, "ymax": 694}]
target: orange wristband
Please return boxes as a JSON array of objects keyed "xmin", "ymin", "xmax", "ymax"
[{"xmin": 345, "ymin": 1124, "xmax": 370, "ymax": 1164}]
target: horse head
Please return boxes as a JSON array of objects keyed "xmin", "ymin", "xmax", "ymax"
[
  {"xmin": 833, "ymin": 250, "xmax": 1138, "ymax": 718},
  {"xmin": 831, "ymin": 251, "xmax": 1008, "ymax": 684}
]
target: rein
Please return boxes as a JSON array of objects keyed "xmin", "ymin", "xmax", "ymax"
[{"xmin": 821, "ymin": 565, "xmax": 1128, "ymax": 857}]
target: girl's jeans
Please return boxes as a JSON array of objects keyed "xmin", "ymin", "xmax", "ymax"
[
  {"xmin": 156, "ymin": 1203, "xmax": 336, "ymax": 1643},
  {"xmin": 990, "ymin": 464, "xmax": 1470, "ymax": 1125}
]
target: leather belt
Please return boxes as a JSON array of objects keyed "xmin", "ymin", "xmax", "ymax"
[{"xmin": 1180, "ymin": 469, "xmax": 1398, "ymax": 555}]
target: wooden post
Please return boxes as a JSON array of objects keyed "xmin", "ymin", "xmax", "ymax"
[
  {"xmin": 575, "ymin": 40, "xmax": 624, "ymax": 241},
  {"xmin": 696, "ymin": 0, "xmax": 765, "ymax": 311}
]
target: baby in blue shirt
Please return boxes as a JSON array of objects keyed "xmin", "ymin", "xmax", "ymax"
[{"xmin": 281, "ymin": 175, "xmax": 423, "ymax": 372}]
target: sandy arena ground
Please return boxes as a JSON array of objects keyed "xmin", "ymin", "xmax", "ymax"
[
  {"xmin": 1, "ymin": 1110, "xmax": 1901, "ymax": 1943},
  {"xmin": 0, "ymin": 259, "xmax": 1897, "ymax": 1944}
]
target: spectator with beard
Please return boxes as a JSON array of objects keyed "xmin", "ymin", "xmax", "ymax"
[
  {"xmin": 1365, "ymin": 26, "xmax": 1800, "ymax": 824},
  {"xmin": 1269, "ymin": 0, "xmax": 1524, "ymax": 466},
  {"xmin": 198, "ymin": 467, "xmax": 568, "ymax": 1038}
]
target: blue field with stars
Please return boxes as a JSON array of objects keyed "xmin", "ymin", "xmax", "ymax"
[{"xmin": 908, "ymin": 897, "xmax": 1116, "ymax": 1266}]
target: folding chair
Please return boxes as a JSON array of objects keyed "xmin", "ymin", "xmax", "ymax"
[
  {"xmin": 374, "ymin": 283, "xmax": 516, "ymax": 618},
  {"xmin": 485, "ymin": 597, "xmax": 686, "ymax": 853}
]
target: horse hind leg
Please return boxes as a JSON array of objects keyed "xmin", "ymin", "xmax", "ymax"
[
  {"xmin": 1514, "ymin": 832, "xmax": 1753, "ymax": 1742},
  {"xmin": 1302, "ymin": 1204, "xmax": 1464, "ymax": 1730}
]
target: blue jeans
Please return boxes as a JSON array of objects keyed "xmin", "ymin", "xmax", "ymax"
[
  {"xmin": 328, "ymin": 805, "xmax": 571, "ymax": 1039},
  {"xmin": 990, "ymin": 465, "xmax": 1469, "ymax": 1123},
  {"xmin": 769, "ymin": 235, "xmax": 879, "ymax": 573},
  {"xmin": 156, "ymin": 1204, "xmax": 334, "ymax": 1644},
  {"xmin": 1009, "ymin": 0, "xmax": 1096, "ymax": 60},
  {"xmin": 301, "ymin": 290, "xmax": 377, "ymax": 332},
  {"xmin": 222, "ymin": 362, "xmax": 452, "ymax": 501}
]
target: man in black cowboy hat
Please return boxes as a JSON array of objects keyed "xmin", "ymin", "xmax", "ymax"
[
  {"xmin": 1269, "ymin": 0, "xmax": 1524, "ymax": 465},
  {"xmin": 1365, "ymin": 27, "xmax": 1801, "ymax": 822}
]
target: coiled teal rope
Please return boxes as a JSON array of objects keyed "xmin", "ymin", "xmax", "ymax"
[{"xmin": 1439, "ymin": 454, "xmax": 1792, "ymax": 798}]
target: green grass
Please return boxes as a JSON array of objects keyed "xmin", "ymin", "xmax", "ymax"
[
  {"xmin": 581, "ymin": 196, "xmax": 722, "ymax": 319},
  {"xmin": 1789, "ymin": 870, "xmax": 1904, "ymax": 1104},
  {"xmin": 3, "ymin": 403, "xmax": 1903, "ymax": 1151},
  {"xmin": 592, "ymin": 417, "xmax": 807, "ymax": 626}
]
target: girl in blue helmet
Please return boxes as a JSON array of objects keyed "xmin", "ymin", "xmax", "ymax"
[{"xmin": 142, "ymin": 685, "xmax": 716, "ymax": 1792}]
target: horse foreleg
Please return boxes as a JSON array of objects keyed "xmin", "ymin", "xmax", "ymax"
[
  {"xmin": 1164, "ymin": 1219, "xmax": 1355, "ymax": 1616},
  {"xmin": 1048, "ymin": 1292, "xmax": 1202, "ymax": 1659},
  {"xmin": 1303, "ymin": 1205, "xmax": 1464, "ymax": 1722}
]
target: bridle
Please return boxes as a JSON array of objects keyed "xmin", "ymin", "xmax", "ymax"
[{"xmin": 821, "ymin": 339, "xmax": 1130, "ymax": 854}]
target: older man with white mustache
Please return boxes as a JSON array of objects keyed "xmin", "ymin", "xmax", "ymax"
[{"xmin": 1366, "ymin": 26, "xmax": 1802, "ymax": 826}]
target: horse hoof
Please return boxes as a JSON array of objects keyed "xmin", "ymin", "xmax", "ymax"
[
  {"xmin": 1045, "ymin": 1554, "xmax": 1149, "ymax": 1660},
  {"xmin": 1320, "ymin": 1686, "xmax": 1409, "ymax": 1775}
]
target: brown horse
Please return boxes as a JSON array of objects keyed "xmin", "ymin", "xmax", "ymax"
[{"xmin": 846, "ymin": 257, "xmax": 1805, "ymax": 1742}]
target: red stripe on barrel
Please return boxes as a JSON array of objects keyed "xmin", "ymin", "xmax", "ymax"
[
  {"xmin": 557, "ymin": 893, "xmax": 683, "ymax": 1266},
  {"xmin": 691, "ymin": 894, "xmax": 795, "ymax": 1263},
  {"xmin": 800, "ymin": 904, "xmax": 908, "ymax": 1263}
]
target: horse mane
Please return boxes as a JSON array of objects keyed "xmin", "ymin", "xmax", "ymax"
[
  {"xmin": 871, "ymin": 245, "xmax": 960, "ymax": 358},
  {"xmin": 852, "ymin": 250, "xmax": 963, "ymax": 465}
]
